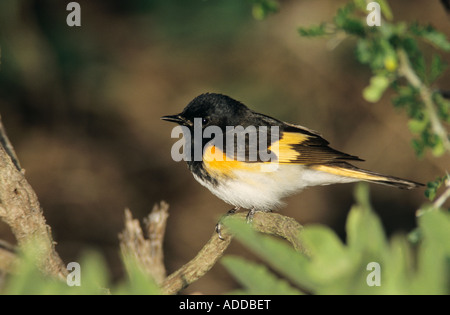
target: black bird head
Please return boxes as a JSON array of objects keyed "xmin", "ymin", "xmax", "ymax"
[{"xmin": 161, "ymin": 93, "xmax": 249, "ymax": 129}]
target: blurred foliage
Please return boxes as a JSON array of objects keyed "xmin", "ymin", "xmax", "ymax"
[
  {"xmin": 222, "ymin": 184, "xmax": 450, "ymax": 295},
  {"xmin": 425, "ymin": 174, "xmax": 450, "ymax": 201},
  {"xmin": 2, "ymin": 242, "xmax": 160, "ymax": 295},
  {"xmin": 299, "ymin": 0, "xmax": 450, "ymax": 159},
  {"xmin": 251, "ymin": 0, "xmax": 279, "ymax": 20}
]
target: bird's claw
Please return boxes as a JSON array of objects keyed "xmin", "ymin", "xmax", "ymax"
[{"xmin": 215, "ymin": 207, "xmax": 239, "ymax": 240}]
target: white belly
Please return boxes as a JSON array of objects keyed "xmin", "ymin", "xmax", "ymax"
[{"xmin": 193, "ymin": 164, "xmax": 357, "ymax": 211}]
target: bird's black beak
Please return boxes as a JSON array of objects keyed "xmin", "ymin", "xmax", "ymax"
[{"xmin": 161, "ymin": 114, "xmax": 193, "ymax": 127}]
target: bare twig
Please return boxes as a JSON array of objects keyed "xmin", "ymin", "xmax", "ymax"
[
  {"xmin": 145, "ymin": 201, "xmax": 169, "ymax": 280},
  {"xmin": 0, "ymin": 115, "xmax": 21, "ymax": 172},
  {"xmin": 119, "ymin": 202, "xmax": 169, "ymax": 284}
]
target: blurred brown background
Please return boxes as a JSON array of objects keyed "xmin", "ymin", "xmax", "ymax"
[{"xmin": 0, "ymin": 0, "xmax": 448, "ymax": 294}]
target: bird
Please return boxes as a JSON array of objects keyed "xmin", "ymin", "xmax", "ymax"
[{"xmin": 161, "ymin": 93, "xmax": 423, "ymax": 225}]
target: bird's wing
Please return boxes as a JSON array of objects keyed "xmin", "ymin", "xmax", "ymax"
[
  {"xmin": 207, "ymin": 120, "xmax": 362, "ymax": 165},
  {"xmin": 270, "ymin": 122, "xmax": 364, "ymax": 165}
]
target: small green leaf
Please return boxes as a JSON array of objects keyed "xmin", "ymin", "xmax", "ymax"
[
  {"xmin": 356, "ymin": 39, "xmax": 372, "ymax": 64},
  {"xmin": 431, "ymin": 137, "xmax": 445, "ymax": 156},
  {"xmin": 223, "ymin": 216, "xmax": 317, "ymax": 291},
  {"xmin": 222, "ymin": 256, "xmax": 303, "ymax": 295},
  {"xmin": 410, "ymin": 24, "xmax": 450, "ymax": 51},
  {"xmin": 408, "ymin": 117, "xmax": 428, "ymax": 134},
  {"xmin": 434, "ymin": 93, "xmax": 450, "ymax": 122},
  {"xmin": 411, "ymin": 138, "xmax": 425, "ymax": 158},
  {"xmin": 298, "ymin": 23, "xmax": 328, "ymax": 37},
  {"xmin": 430, "ymin": 54, "xmax": 447, "ymax": 83},
  {"xmin": 413, "ymin": 210, "xmax": 450, "ymax": 294},
  {"xmin": 424, "ymin": 175, "xmax": 450, "ymax": 201},
  {"xmin": 300, "ymin": 226, "xmax": 352, "ymax": 284},
  {"xmin": 251, "ymin": 0, "xmax": 279, "ymax": 20},
  {"xmin": 382, "ymin": 235, "xmax": 413, "ymax": 294},
  {"xmin": 113, "ymin": 254, "xmax": 161, "ymax": 295},
  {"xmin": 75, "ymin": 251, "xmax": 110, "ymax": 294},
  {"xmin": 346, "ymin": 184, "xmax": 388, "ymax": 256},
  {"xmin": 363, "ymin": 74, "xmax": 390, "ymax": 102},
  {"xmin": 377, "ymin": 0, "xmax": 394, "ymax": 21}
]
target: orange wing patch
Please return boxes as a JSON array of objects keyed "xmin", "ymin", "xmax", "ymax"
[
  {"xmin": 270, "ymin": 131, "xmax": 362, "ymax": 165},
  {"xmin": 269, "ymin": 132, "xmax": 310, "ymax": 164},
  {"xmin": 203, "ymin": 145, "xmax": 263, "ymax": 178}
]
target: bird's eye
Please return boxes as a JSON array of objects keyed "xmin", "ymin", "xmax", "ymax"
[{"xmin": 202, "ymin": 117, "xmax": 209, "ymax": 125}]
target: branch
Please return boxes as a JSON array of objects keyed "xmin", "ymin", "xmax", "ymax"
[
  {"xmin": 397, "ymin": 49, "xmax": 450, "ymax": 154},
  {"xmin": 0, "ymin": 115, "xmax": 21, "ymax": 172},
  {"xmin": 160, "ymin": 211, "xmax": 304, "ymax": 295},
  {"xmin": 161, "ymin": 220, "xmax": 233, "ymax": 295},
  {"xmin": 0, "ymin": 118, "xmax": 67, "ymax": 280},
  {"xmin": 119, "ymin": 202, "xmax": 169, "ymax": 284}
]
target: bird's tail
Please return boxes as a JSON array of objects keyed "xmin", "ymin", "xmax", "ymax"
[{"xmin": 311, "ymin": 162, "xmax": 424, "ymax": 190}]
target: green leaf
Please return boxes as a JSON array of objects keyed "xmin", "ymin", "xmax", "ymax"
[
  {"xmin": 4, "ymin": 241, "xmax": 54, "ymax": 295},
  {"xmin": 408, "ymin": 117, "xmax": 428, "ymax": 134},
  {"xmin": 363, "ymin": 74, "xmax": 390, "ymax": 102},
  {"xmin": 251, "ymin": 0, "xmax": 279, "ymax": 20},
  {"xmin": 346, "ymin": 184, "xmax": 388, "ymax": 257},
  {"xmin": 4, "ymin": 243, "xmax": 108, "ymax": 295},
  {"xmin": 419, "ymin": 210, "xmax": 450, "ymax": 252},
  {"xmin": 356, "ymin": 39, "xmax": 372, "ymax": 65},
  {"xmin": 222, "ymin": 255, "xmax": 303, "ymax": 295},
  {"xmin": 434, "ymin": 93, "xmax": 450, "ymax": 123},
  {"xmin": 431, "ymin": 137, "xmax": 445, "ymax": 156},
  {"xmin": 223, "ymin": 216, "xmax": 317, "ymax": 291},
  {"xmin": 430, "ymin": 54, "xmax": 447, "ymax": 83},
  {"xmin": 298, "ymin": 23, "xmax": 328, "ymax": 37},
  {"xmin": 411, "ymin": 138, "xmax": 425, "ymax": 158},
  {"xmin": 75, "ymin": 251, "xmax": 110, "ymax": 294},
  {"xmin": 300, "ymin": 226, "xmax": 353, "ymax": 285},
  {"xmin": 113, "ymin": 254, "xmax": 161, "ymax": 295},
  {"xmin": 410, "ymin": 24, "xmax": 450, "ymax": 51},
  {"xmin": 377, "ymin": 0, "xmax": 394, "ymax": 21},
  {"xmin": 413, "ymin": 210, "xmax": 450, "ymax": 294},
  {"xmin": 382, "ymin": 235, "xmax": 414, "ymax": 294},
  {"xmin": 424, "ymin": 175, "xmax": 450, "ymax": 201}
]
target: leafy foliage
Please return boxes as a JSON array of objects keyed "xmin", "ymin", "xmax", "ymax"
[
  {"xmin": 299, "ymin": 1, "xmax": 450, "ymax": 159},
  {"xmin": 222, "ymin": 256, "xmax": 303, "ymax": 295},
  {"xmin": 425, "ymin": 174, "xmax": 450, "ymax": 201},
  {"xmin": 250, "ymin": 0, "xmax": 279, "ymax": 20},
  {"xmin": 222, "ymin": 184, "xmax": 450, "ymax": 295},
  {"xmin": 1, "ymin": 244, "xmax": 161, "ymax": 295}
]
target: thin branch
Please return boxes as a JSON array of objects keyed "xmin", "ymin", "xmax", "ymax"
[
  {"xmin": 160, "ymin": 211, "xmax": 304, "ymax": 295},
  {"xmin": 119, "ymin": 202, "xmax": 169, "ymax": 284},
  {"xmin": 397, "ymin": 49, "xmax": 450, "ymax": 154},
  {"xmin": 0, "ymin": 115, "xmax": 21, "ymax": 172},
  {"xmin": 144, "ymin": 201, "xmax": 169, "ymax": 280},
  {"xmin": 434, "ymin": 177, "xmax": 450, "ymax": 209},
  {"xmin": 161, "ymin": 221, "xmax": 233, "ymax": 295}
]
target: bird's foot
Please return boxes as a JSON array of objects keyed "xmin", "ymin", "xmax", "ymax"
[{"xmin": 215, "ymin": 207, "xmax": 239, "ymax": 240}]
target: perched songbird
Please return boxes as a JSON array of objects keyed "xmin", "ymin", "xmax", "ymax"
[{"xmin": 162, "ymin": 93, "xmax": 423, "ymax": 217}]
